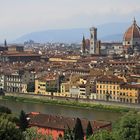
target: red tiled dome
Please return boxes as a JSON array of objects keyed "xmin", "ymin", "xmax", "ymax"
[{"xmin": 123, "ymin": 19, "xmax": 140, "ymax": 41}]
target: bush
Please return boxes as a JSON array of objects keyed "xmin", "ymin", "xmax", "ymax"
[{"xmin": 0, "ymin": 106, "xmax": 11, "ymax": 114}]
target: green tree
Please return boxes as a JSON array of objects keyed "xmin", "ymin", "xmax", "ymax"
[
  {"xmin": 88, "ymin": 112, "xmax": 140, "ymax": 140},
  {"xmin": 74, "ymin": 118, "xmax": 84, "ymax": 140},
  {"xmin": 113, "ymin": 111, "xmax": 140, "ymax": 140},
  {"xmin": 0, "ymin": 116, "xmax": 24, "ymax": 140},
  {"xmin": 19, "ymin": 110, "xmax": 28, "ymax": 131},
  {"xmin": 89, "ymin": 130, "xmax": 114, "ymax": 140},
  {"xmin": 64, "ymin": 125, "xmax": 74, "ymax": 140},
  {"xmin": 0, "ymin": 113, "xmax": 19, "ymax": 124},
  {"xmin": 27, "ymin": 82, "xmax": 35, "ymax": 92},
  {"xmin": 86, "ymin": 121, "xmax": 93, "ymax": 139},
  {"xmin": 0, "ymin": 106, "xmax": 11, "ymax": 114}
]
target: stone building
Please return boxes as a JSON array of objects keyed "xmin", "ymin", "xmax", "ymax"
[{"xmin": 4, "ymin": 69, "xmax": 35, "ymax": 93}]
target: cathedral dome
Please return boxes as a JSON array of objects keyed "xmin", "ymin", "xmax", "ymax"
[{"xmin": 123, "ymin": 19, "xmax": 140, "ymax": 42}]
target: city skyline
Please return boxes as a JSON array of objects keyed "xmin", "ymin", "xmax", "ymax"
[{"xmin": 0, "ymin": 0, "xmax": 140, "ymax": 41}]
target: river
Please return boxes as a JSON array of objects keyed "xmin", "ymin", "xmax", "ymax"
[{"xmin": 0, "ymin": 99, "xmax": 122, "ymax": 122}]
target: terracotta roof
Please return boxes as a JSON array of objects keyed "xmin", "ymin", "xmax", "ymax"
[
  {"xmin": 27, "ymin": 112, "xmax": 111, "ymax": 132},
  {"xmin": 37, "ymin": 73, "xmax": 58, "ymax": 81},
  {"xmin": 120, "ymin": 84, "xmax": 140, "ymax": 89},
  {"xmin": 123, "ymin": 19, "xmax": 140, "ymax": 41},
  {"xmin": 97, "ymin": 76, "xmax": 124, "ymax": 83},
  {"xmin": 2, "ymin": 53, "xmax": 40, "ymax": 57}
]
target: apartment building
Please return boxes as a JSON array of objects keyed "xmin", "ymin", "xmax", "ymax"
[
  {"xmin": 35, "ymin": 73, "xmax": 58, "ymax": 95},
  {"xmin": 5, "ymin": 69, "xmax": 35, "ymax": 93},
  {"xmin": 96, "ymin": 76, "xmax": 124, "ymax": 101},
  {"xmin": 96, "ymin": 75, "xmax": 140, "ymax": 103}
]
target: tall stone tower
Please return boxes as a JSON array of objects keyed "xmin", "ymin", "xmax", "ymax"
[
  {"xmin": 90, "ymin": 27, "xmax": 97, "ymax": 54},
  {"xmin": 81, "ymin": 35, "xmax": 86, "ymax": 55}
]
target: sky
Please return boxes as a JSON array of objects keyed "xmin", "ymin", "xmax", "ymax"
[{"xmin": 0, "ymin": 0, "xmax": 140, "ymax": 41}]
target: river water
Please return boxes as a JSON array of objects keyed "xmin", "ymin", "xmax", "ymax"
[{"xmin": 0, "ymin": 100, "xmax": 122, "ymax": 122}]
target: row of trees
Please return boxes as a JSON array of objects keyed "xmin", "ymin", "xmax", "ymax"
[{"xmin": 63, "ymin": 118, "xmax": 93, "ymax": 140}]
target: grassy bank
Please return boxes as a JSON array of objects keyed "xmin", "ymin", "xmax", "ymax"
[{"xmin": 2, "ymin": 95, "xmax": 133, "ymax": 113}]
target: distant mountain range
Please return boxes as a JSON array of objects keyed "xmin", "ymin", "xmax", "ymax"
[{"xmin": 14, "ymin": 22, "xmax": 133, "ymax": 43}]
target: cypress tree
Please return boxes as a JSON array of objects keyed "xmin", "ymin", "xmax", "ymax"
[
  {"xmin": 86, "ymin": 121, "xmax": 93, "ymax": 139},
  {"xmin": 4, "ymin": 39, "xmax": 7, "ymax": 47},
  {"xmin": 19, "ymin": 110, "xmax": 28, "ymax": 131},
  {"xmin": 74, "ymin": 118, "xmax": 84, "ymax": 140}
]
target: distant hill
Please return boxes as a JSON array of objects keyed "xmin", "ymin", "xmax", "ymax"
[{"xmin": 14, "ymin": 22, "xmax": 132, "ymax": 43}]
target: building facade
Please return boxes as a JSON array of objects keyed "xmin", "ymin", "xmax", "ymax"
[
  {"xmin": 96, "ymin": 76, "xmax": 140, "ymax": 103},
  {"xmin": 5, "ymin": 70, "xmax": 35, "ymax": 93},
  {"xmin": 90, "ymin": 27, "xmax": 97, "ymax": 55}
]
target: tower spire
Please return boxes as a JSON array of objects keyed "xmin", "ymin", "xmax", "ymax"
[
  {"xmin": 133, "ymin": 17, "xmax": 136, "ymax": 25},
  {"xmin": 81, "ymin": 35, "xmax": 86, "ymax": 55}
]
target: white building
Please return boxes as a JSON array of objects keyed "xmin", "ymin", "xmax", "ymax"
[{"xmin": 0, "ymin": 73, "xmax": 5, "ymax": 90}]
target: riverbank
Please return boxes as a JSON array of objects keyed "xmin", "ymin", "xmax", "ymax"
[{"xmin": 1, "ymin": 95, "xmax": 134, "ymax": 113}]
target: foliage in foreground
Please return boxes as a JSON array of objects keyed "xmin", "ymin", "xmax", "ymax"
[
  {"xmin": 0, "ymin": 111, "xmax": 53, "ymax": 140},
  {"xmin": 0, "ymin": 114, "xmax": 24, "ymax": 140},
  {"xmin": 88, "ymin": 111, "xmax": 140, "ymax": 140},
  {"xmin": 23, "ymin": 127, "xmax": 53, "ymax": 140}
]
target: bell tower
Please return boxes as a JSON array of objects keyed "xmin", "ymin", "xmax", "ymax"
[{"xmin": 90, "ymin": 27, "xmax": 97, "ymax": 54}]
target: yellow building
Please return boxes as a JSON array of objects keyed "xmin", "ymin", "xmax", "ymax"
[
  {"xmin": 49, "ymin": 57, "xmax": 77, "ymax": 63},
  {"xmin": 35, "ymin": 73, "xmax": 58, "ymax": 95},
  {"xmin": 59, "ymin": 82, "xmax": 70, "ymax": 97},
  {"xmin": 96, "ymin": 76, "xmax": 123, "ymax": 101},
  {"xmin": 119, "ymin": 84, "xmax": 140, "ymax": 103},
  {"xmin": 96, "ymin": 75, "xmax": 140, "ymax": 103},
  {"xmin": 35, "ymin": 79, "xmax": 50, "ymax": 95}
]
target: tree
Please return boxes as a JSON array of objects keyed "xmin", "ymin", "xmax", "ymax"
[
  {"xmin": 0, "ymin": 113, "xmax": 19, "ymax": 124},
  {"xmin": 74, "ymin": 118, "xmax": 84, "ymax": 140},
  {"xmin": 27, "ymin": 82, "xmax": 35, "ymax": 92},
  {"xmin": 64, "ymin": 125, "xmax": 74, "ymax": 140},
  {"xmin": 87, "ymin": 112, "xmax": 140, "ymax": 140},
  {"xmin": 19, "ymin": 110, "xmax": 28, "ymax": 131},
  {"xmin": 106, "ymin": 90, "xmax": 111, "ymax": 101},
  {"xmin": 0, "ymin": 116, "xmax": 24, "ymax": 140},
  {"xmin": 86, "ymin": 121, "xmax": 93, "ymax": 139},
  {"xmin": 0, "ymin": 106, "xmax": 11, "ymax": 114},
  {"xmin": 113, "ymin": 111, "xmax": 140, "ymax": 140},
  {"xmin": 89, "ymin": 130, "xmax": 114, "ymax": 140}
]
